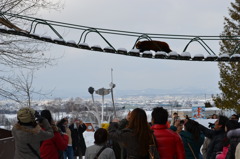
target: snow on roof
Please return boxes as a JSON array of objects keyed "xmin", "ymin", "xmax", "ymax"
[{"xmin": 181, "ymin": 52, "xmax": 191, "ymax": 57}]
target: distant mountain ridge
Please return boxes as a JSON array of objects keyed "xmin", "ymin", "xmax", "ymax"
[
  {"xmin": 0, "ymin": 87, "xmax": 218, "ymax": 100},
  {"xmin": 114, "ymin": 87, "xmax": 219, "ymax": 97},
  {"xmin": 49, "ymin": 87, "xmax": 219, "ymax": 99}
]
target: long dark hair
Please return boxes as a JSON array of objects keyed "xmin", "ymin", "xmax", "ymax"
[
  {"xmin": 222, "ymin": 120, "xmax": 240, "ymax": 146},
  {"xmin": 127, "ymin": 108, "xmax": 152, "ymax": 156},
  {"xmin": 41, "ymin": 109, "xmax": 53, "ymax": 124},
  {"xmin": 57, "ymin": 118, "xmax": 68, "ymax": 133},
  {"xmin": 225, "ymin": 120, "xmax": 239, "ymax": 132},
  {"xmin": 184, "ymin": 119, "xmax": 201, "ymax": 141}
]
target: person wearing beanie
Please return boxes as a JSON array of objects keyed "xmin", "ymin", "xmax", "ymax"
[{"xmin": 12, "ymin": 107, "xmax": 54, "ymax": 159}]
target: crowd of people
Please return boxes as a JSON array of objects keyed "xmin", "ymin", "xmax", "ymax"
[
  {"xmin": 12, "ymin": 107, "xmax": 240, "ymax": 159},
  {"xmin": 12, "ymin": 107, "xmax": 87, "ymax": 159}
]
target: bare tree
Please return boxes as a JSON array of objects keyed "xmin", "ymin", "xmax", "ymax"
[
  {"xmin": 0, "ymin": 0, "xmax": 63, "ymax": 16},
  {"xmin": 0, "ymin": 0, "xmax": 63, "ymax": 101},
  {"xmin": 0, "ymin": 70, "xmax": 52, "ymax": 107}
]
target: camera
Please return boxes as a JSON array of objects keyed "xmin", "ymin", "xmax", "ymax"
[
  {"xmin": 34, "ymin": 111, "xmax": 44, "ymax": 122},
  {"xmin": 208, "ymin": 122, "xmax": 215, "ymax": 129}
]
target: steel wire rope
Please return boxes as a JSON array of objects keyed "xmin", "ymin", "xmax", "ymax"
[{"xmin": 2, "ymin": 12, "xmax": 240, "ymax": 41}]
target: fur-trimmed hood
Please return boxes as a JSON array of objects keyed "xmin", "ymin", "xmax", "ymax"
[{"xmin": 14, "ymin": 123, "xmax": 41, "ymax": 134}]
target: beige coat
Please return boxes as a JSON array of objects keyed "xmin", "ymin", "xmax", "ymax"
[
  {"xmin": 235, "ymin": 143, "xmax": 240, "ymax": 158},
  {"xmin": 12, "ymin": 119, "xmax": 54, "ymax": 159},
  {"xmin": 66, "ymin": 127, "xmax": 72, "ymax": 145}
]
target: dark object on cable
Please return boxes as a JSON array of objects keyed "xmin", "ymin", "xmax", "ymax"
[
  {"xmin": 135, "ymin": 40, "xmax": 172, "ymax": 53},
  {"xmin": 208, "ymin": 122, "xmax": 215, "ymax": 129}
]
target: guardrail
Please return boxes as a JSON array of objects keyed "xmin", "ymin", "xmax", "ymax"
[{"xmin": 0, "ymin": 128, "xmax": 15, "ymax": 159}]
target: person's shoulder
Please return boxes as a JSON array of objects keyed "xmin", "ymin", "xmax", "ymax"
[
  {"xmin": 155, "ymin": 127, "xmax": 178, "ymax": 136},
  {"xmin": 121, "ymin": 128, "xmax": 134, "ymax": 134},
  {"xmin": 86, "ymin": 144, "xmax": 96, "ymax": 149},
  {"xmin": 165, "ymin": 129, "xmax": 182, "ymax": 139},
  {"xmin": 179, "ymin": 130, "xmax": 191, "ymax": 137},
  {"xmin": 103, "ymin": 147, "xmax": 115, "ymax": 154}
]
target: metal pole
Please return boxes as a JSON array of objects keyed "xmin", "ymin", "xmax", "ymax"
[
  {"xmin": 91, "ymin": 94, "xmax": 95, "ymax": 103},
  {"xmin": 110, "ymin": 68, "xmax": 116, "ymax": 117},
  {"xmin": 101, "ymin": 95, "xmax": 104, "ymax": 123},
  {"xmin": 111, "ymin": 88, "xmax": 116, "ymax": 117}
]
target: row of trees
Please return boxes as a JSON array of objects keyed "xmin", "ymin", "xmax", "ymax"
[
  {"xmin": 0, "ymin": 97, "xmax": 115, "ymax": 128},
  {"xmin": 44, "ymin": 97, "xmax": 117, "ymax": 127}
]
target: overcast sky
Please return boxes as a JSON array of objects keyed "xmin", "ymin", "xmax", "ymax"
[{"xmin": 30, "ymin": 0, "xmax": 233, "ymax": 99}]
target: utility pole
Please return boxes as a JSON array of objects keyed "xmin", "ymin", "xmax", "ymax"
[
  {"xmin": 110, "ymin": 68, "xmax": 116, "ymax": 117},
  {"xmin": 95, "ymin": 88, "xmax": 110, "ymax": 123}
]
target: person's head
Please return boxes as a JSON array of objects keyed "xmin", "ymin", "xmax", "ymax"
[
  {"xmin": 127, "ymin": 108, "xmax": 152, "ymax": 157},
  {"xmin": 17, "ymin": 107, "xmax": 36, "ymax": 126},
  {"xmin": 57, "ymin": 118, "xmax": 68, "ymax": 132},
  {"xmin": 212, "ymin": 114, "xmax": 218, "ymax": 119},
  {"xmin": 214, "ymin": 115, "xmax": 229, "ymax": 131},
  {"xmin": 94, "ymin": 128, "xmax": 108, "ymax": 145},
  {"xmin": 176, "ymin": 120, "xmax": 184, "ymax": 133},
  {"xmin": 74, "ymin": 118, "xmax": 82, "ymax": 125},
  {"xmin": 151, "ymin": 107, "xmax": 168, "ymax": 125},
  {"xmin": 173, "ymin": 112, "xmax": 178, "ymax": 117},
  {"xmin": 128, "ymin": 108, "xmax": 149, "ymax": 129},
  {"xmin": 230, "ymin": 114, "xmax": 239, "ymax": 121},
  {"xmin": 225, "ymin": 119, "xmax": 240, "ymax": 132},
  {"xmin": 61, "ymin": 118, "xmax": 68, "ymax": 126},
  {"xmin": 41, "ymin": 109, "xmax": 53, "ymax": 124},
  {"xmin": 184, "ymin": 119, "xmax": 201, "ymax": 141}
]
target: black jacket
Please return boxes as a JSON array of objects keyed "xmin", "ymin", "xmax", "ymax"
[
  {"xmin": 199, "ymin": 124, "xmax": 226, "ymax": 159},
  {"xmin": 69, "ymin": 123, "xmax": 87, "ymax": 156}
]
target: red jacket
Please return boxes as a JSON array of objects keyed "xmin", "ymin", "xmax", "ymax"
[
  {"xmin": 40, "ymin": 131, "xmax": 69, "ymax": 159},
  {"xmin": 151, "ymin": 124, "xmax": 185, "ymax": 159}
]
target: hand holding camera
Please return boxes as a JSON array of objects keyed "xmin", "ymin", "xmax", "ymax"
[
  {"xmin": 34, "ymin": 111, "xmax": 44, "ymax": 123},
  {"xmin": 208, "ymin": 122, "xmax": 215, "ymax": 129}
]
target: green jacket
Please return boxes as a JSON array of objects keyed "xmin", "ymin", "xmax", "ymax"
[{"xmin": 170, "ymin": 126, "xmax": 204, "ymax": 159}]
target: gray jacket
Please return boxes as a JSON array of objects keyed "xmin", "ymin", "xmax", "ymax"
[
  {"xmin": 85, "ymin": 144, "xmax": 116, "ymax": 159},
  {"xmin": 201, "ymin": 137, "xmax": 211, "ymax": 159},
  {"xmin": 226, "ymin": 128, "xmax": 240, "ymax": 159},
  {"xmin": 12, "ymin": 119, "xmax": 54, "ymax": 159}
]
